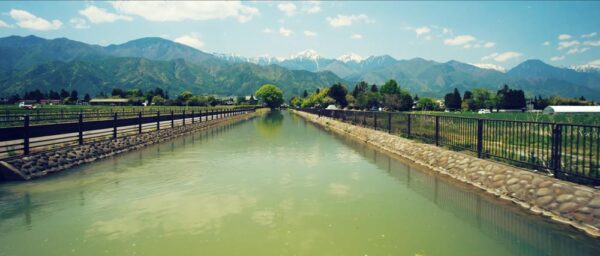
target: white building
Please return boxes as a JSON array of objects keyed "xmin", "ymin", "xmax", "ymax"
[{"xmin": 542, "ymin": 105, "xmax": 600, "ymax": 114}]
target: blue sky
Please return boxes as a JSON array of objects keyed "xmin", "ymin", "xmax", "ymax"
[{"xmin": 0, "ymin": 1, "xmax": 599, "ymax": 70}]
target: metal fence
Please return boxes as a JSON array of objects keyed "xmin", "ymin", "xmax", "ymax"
[
  {"xmin": 0, "ymin": 108, "xmax": 256, "ymax": 160},
  {"xmin": 299, "ymin": 108, "xmax": 600, "ymax": 185}
]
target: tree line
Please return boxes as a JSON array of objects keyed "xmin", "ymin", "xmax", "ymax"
[{"xmin": 289, "ymin": 80, "xmax": 594, "ymax": 111}]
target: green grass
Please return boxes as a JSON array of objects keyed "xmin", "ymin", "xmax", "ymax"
[{"xmin": 411, "ymin": 111, "xmax": 600, "ymax": 126}]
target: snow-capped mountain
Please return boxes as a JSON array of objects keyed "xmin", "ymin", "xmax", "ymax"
[
  {"xmin": 569, "ymin": 64, "xmax": 600, "ymax": 73},
  {"xmin": 337, "ymin": 53, "xmax": 365, "ymax": 63}
]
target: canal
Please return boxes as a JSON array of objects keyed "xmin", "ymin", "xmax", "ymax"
[{"xmin": 0, "ymin": 111, "xmax": 598, "ymax": 255}]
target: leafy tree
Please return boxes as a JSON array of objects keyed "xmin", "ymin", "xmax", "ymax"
[
  {"xmin": 176, "ymin": 91, "xmax": 193, "ymax": 105},
  {"xmin": 356, "ymin": 92, "xmax": 381, "ymax": 109},
  {"xmin": 472, "ymin": 88, "xmax": 494, "ymax": 110},
  {"xmin": 256, "ymin": 84, "xmax": 284, "ymax": 108},
  {"xmin": 463, "ymin": 90, "xmax": 473, "ymax": 100},
  {"xmin": 111, "ymin": 88, "xmax": 126, "ymax": 98},
  {"xmin": 444, "ymin": 88, "xmax": 462, "ymax": 110},
  {"xmin": 416, "ymin": 97, "xmax": 439, "ymax": 110},
  {"xmin": 414, "ymin": 94, "xmax": 419, "ymax": 101},
  {"xmin": 237, "ymin": 95, "xmax": 247, "ymax": 104},
  {"xmin": 289, "ymin": 96, "xmax": 302, "ymax": 107},
  {"xmin": 328, "ymin": 83, "xmax": 348, "ymax": 107},
  {"xmin": 70, "ymin": 90, "xmax": 79, "ymax": 102},
  {"xmin": 370, "ymin": 84, "xmax": 379, "ymax": 93},
  {"xmin": 398, "ymin": 91, "xmax": 414, "ymax": 111},
  {"xmin": 352, "ymin": 81, "xmax": 369, "ymax": 98},
  {"xmin": 301, "ymin": 88, "xmax": 334, "ymax": 108},
  {"xmin": 152, "ymin": 95, "xmax": 166, "ymax": 105},
  {"xmin": 60, "ymin": 89, "xmax": 70, "ymax": 99},
  {"xmin": 48, "ymin": 90, "xmax": 60, "ymax": 100},
  {"xmin": 83, "ymin": 93, "xmax": 91, "ymax": 102},
  {"xmin": 316, "ymin": 88, "xmax": 320, "ymax": 94},
  {"xmin": 302, "ymin": 90, "xmax": 309, "ymax": 98},
  {"xmin": 380, "ymin": 80, "xmax": 400, "ymax": 95},
  {"xmin": 496, "ymin": 84, "xmax": 525, "ymax": 109}
]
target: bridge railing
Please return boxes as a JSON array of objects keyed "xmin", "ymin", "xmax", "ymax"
[
  {"xmin": 0, "ymin": 107, "xmax": 256, "ymax": 160},
  {"xmin": 299, "ymin": 108, "xmax": 600, "ymax": 185}
]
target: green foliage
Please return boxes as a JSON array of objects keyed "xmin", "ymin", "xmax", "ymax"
[
  {"xmin": 356, "ymin": 92, "xmax": 381, "ymax": 109},
  {"xmin": 289, "ymin": 96, "xmax": 302, "ymax": 107},
  {"xmin": 443, "ymin": 88, "xmax": 462, "ymax": 110},
  {"xmin": 152, "ymin": 95, "xmax": 166, "ymax": 105},
  {"xmin": 256, "ymin": 84, "xmax": 284, "ymax": 108},
  {"xmin": 380, "ymin": 80, "xmax": 400, "ymax": 95},
  {"xmin": 327, "ymin": 83, "xmax": 348, "ymax": 107},
  {"xmin": 416, "ymin": 97, "xmax": 439, "ymax": 110},
  {"xmin": 301, "ymin": 88, "xmax": 335, "ymax": 108},
  {"xmin": 352, "ymin": 81, "xmax": 368, "ymax": 98},
  {"xmin": 496, "ymin": 84, "xmax": 526, "ymax": 109}
]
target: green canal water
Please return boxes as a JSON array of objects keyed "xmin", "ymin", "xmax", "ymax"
[{"xmin": 0, "ymin": 111, "xmax": 598, "ymax": 255}]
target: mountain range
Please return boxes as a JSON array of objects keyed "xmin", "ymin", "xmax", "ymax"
[{"xmin": 0, "ymin": 35, "xmax": 599, "ymax": 100}]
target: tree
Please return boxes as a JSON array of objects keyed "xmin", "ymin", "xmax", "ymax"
[
  {"xmin": 176, "ymin": 91, "xmax": 193, "ymax": 105},
  {"xmin": 496, "ymin": 84, "xmax": 525, "ymax": 110},
  {"xmin": 256, "ymin": 84, "xmax": 284, "ymax": 108},
  {"xmin": 328, "ymin": 83, "xmax": 348, "ymax": 107},
  {"xmin": 472, "ymin": 88, "xmax": 493, "ymax": 110},
  {"xmin": 370, "ymin": 84, "xmax": 379, "ymax": 93},
  {"xmin": 83, "ymin": 93, "xmax": 91, "ymax": 102},
  {"xmin": 416, "ymin": 97, "xmax": 439, "ymax": 111},
  {"xmin": 70, "ymin": 90, "xmax": 79, "ymax": 102},
  {"xmin": 398, "ymin": 91, "xmax": 414, "ymax": 111},
  {"xmin": 302, "ymin": 90, "xmax": 309, "ymax": 98},
  {"xmin": 352, "ymin": 81, "xmax": 369, "ymax": 98},
  {"xmin": 289, "ymin": 96, "xmax": 302, "ymax": 107},
  {"xmin": 444, "ymin": 88, "xmax": 462, "ymax": 110},
  {"xmin": 60, "ymin": 89, "xmax": 70, "ymax": 100},
  {"xmin": 380, "ymin": 80, "xmax": 400, "ymax": 95},
  {"xmin": 152, "ymin": 95, "xmax": 166, "ymax": 105},
  {"xmin": 112, "ymin": 88, "xmax": 126, "ymax": 98},
  {"xmin": 48, "ymin": 90, "xmax": 60, "ymax": 100},
  {"xmin": 356, "ymin": 92, "xmax": 381, "ymax": 109}
]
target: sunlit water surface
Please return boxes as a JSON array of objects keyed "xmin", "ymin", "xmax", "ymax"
[{"xmin": 0, "ymin": 111, "xmax": 598, "ymax": 255}]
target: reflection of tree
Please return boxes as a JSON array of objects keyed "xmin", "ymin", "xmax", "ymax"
[{"xmin": 255, "ymin": 110, "xmax": 284, "ymax": 138}]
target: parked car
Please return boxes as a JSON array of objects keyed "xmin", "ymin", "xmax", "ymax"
[
  {"xmin": 477, "ymin": 109, "xmax": 491, "ymax": 114},
  {"xmin": 326, "ymin": 104, "xmax": 338, "ymax": 110}
]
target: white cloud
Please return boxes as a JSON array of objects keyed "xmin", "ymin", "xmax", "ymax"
[
  {"xmin": 581, "ymin": 32, "xmax": 597, "ymax": 38},
  {"xmin": 558, "ymin": 34, "xmax": 572, "ymax": 40},
  {"xmin": 277, "ymin": 2, "xmax": 297, "ymax": 16},
  {"xmin": 9, "ymin": 9, "xmax": 62, "ymax": 31},
  {"xmin": 542, "ymin": 41, "xmax": 550, "ymax": 46},
  {"xmin": 567, "ymin": 47, "xmax": 589, "ymax": 55},
  {"xmin": 79, "ymin": 5, "xmax": 132, "ymax": 23},
  {"xmin": 326, "ymin": 14, "xmax": 374, "ymax": 27},
  {"xmin": 557, "ymin": 40, "xmax": 580, "ymax": 50},
  {"xmin": 550, "ymin": 56, "xmax": 565, "ymax": 61},
  {"xmin": 483, "ymin": 42, "xmax": 496, "ymax": 48},
  {"xmin": 111, "ymin": 1, "xmax": 259, "ymax": 23},
  {"xmin": 262, "ymin": 28, "xmax": 273, "ymax": 33},
  {"xmin": 442, "ymin": 27, "xmax": 451, "ymax": 34},
  {"xmin": 415, "ymin": 26, "xmax": 431, "ymax": 36},
  {"xmin": 174, "ymin": 33, "xmax": 204, "ymax": 49},
  {"xmin": 482, "ymin": 51, "xmax": 522, "ymax": 62},
  {"xmin": 463, "ymin": 44, "xmax": 472, "ymax": 49},
  {"xmin": 303, "ymin": 30, "xmax": 317, "ymax": 37},
  {"xmin": 583, "ymin": 40, "xmax": 600, "ymax": 47},
  {"xmin": 302, "ymin": 1, "xmax": 321, "ymax": 14},
  {"xmin": 444, "ymin": 35, "xmax": 476, "ymax": 46},
  {"xmin": 279, "ymin": 27, "xmax": 292, "ymax": 37},
  {"xmin": 69, "ymin": 18, "xmax": 90, "ymax": 29},
  {"xmin": 350, "ymin": 34, "xmax": 363, "ymax": 40},
  {"xmin": 0, "ymin": 19, "xmax": 11, "ymax": 28},
  {"xmin": 588, "ymin": 59, "xmax": 600, "ymax": 66}
]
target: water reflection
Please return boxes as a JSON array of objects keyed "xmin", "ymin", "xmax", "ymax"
[
  {"xmin": 322, "ymin": 126, "xmax": 600, "ymax": 256},
  {"xmin": 255, "ymin": 110, "xmax": 284, "ymax": 138}
]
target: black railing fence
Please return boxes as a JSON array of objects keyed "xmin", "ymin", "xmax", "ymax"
[
  {"xmin": 299, "ymin": 108, "xmax": 600, "ymax": 185},
  {"xmin": 0, "ymin": 108, "xmax": 256, "ymax": 160}
]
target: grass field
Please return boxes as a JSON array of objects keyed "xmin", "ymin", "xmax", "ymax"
[{"xmin": 411, "ymin": 111, "xmax": 600, "ymax": 126}]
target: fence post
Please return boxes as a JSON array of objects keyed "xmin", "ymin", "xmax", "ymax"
[
  {"xmin": 435, "ymin": 116, "xmax": 440, "ymax": 146},
  {"xmin": 477, "ymin": 119, "xmax": 483, "ymax": 158},
  {"xmin": 374, "ymin": 112, "xmax": 377, "ymax": 130},
  {"xmin": 138, "ymin": 112, "xmax": 142, "ymax": 134},
  {"xmin": 387, "ymin": 113, "xmax": 392, "ymax": 133},
  {"xmin": 199, "ymin": 110, "xmax": 202, "ymax": 123},
  {"xmin": 113, "ymin": 112, "xmax": 118, "ymax": 139},
  {"xmin": 171, "ymin": 111, "xmax": 174, "ymax": 128},
  {"xmin": 78, "ymin": 113, "xmax": 84, "ymax": 145},
  {"xmin": 551, "ymin": 124, "xmax": 562, "ymax": 174},
  {"xmin": 192, "ymin": 110, "xmax": 195, "ymax": 124},
  {"xmin": 23, "ymin": 115, "xmax": 30, "ymax": 155},
  {"xmin": 156, "ymin": 111, "xmax": 160, "ymax": 131},
  {"xmin": 183, "ymin": 110, "xmax": 186, "ymax": 126},
  {"xmin": 407, "ymin": 114, "xmax": 411, "ymax": 137}
]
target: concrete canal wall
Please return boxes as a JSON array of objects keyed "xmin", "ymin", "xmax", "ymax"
[
  {"xmin": 293, "ymin": 110, "xmax": 600, "ymax": 237},
  {"xmin": 0, "ymin": 109, "xmax": 264, "ymax": 181}
]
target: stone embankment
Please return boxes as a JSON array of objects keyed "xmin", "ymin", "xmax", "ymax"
[
  {"xmin": 0, "ymin": 110, "xmax": 263, "ymax": 181},
  {"xmin": 293, "ymin": 110, "xmax": 600, "ymax": 237}
]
